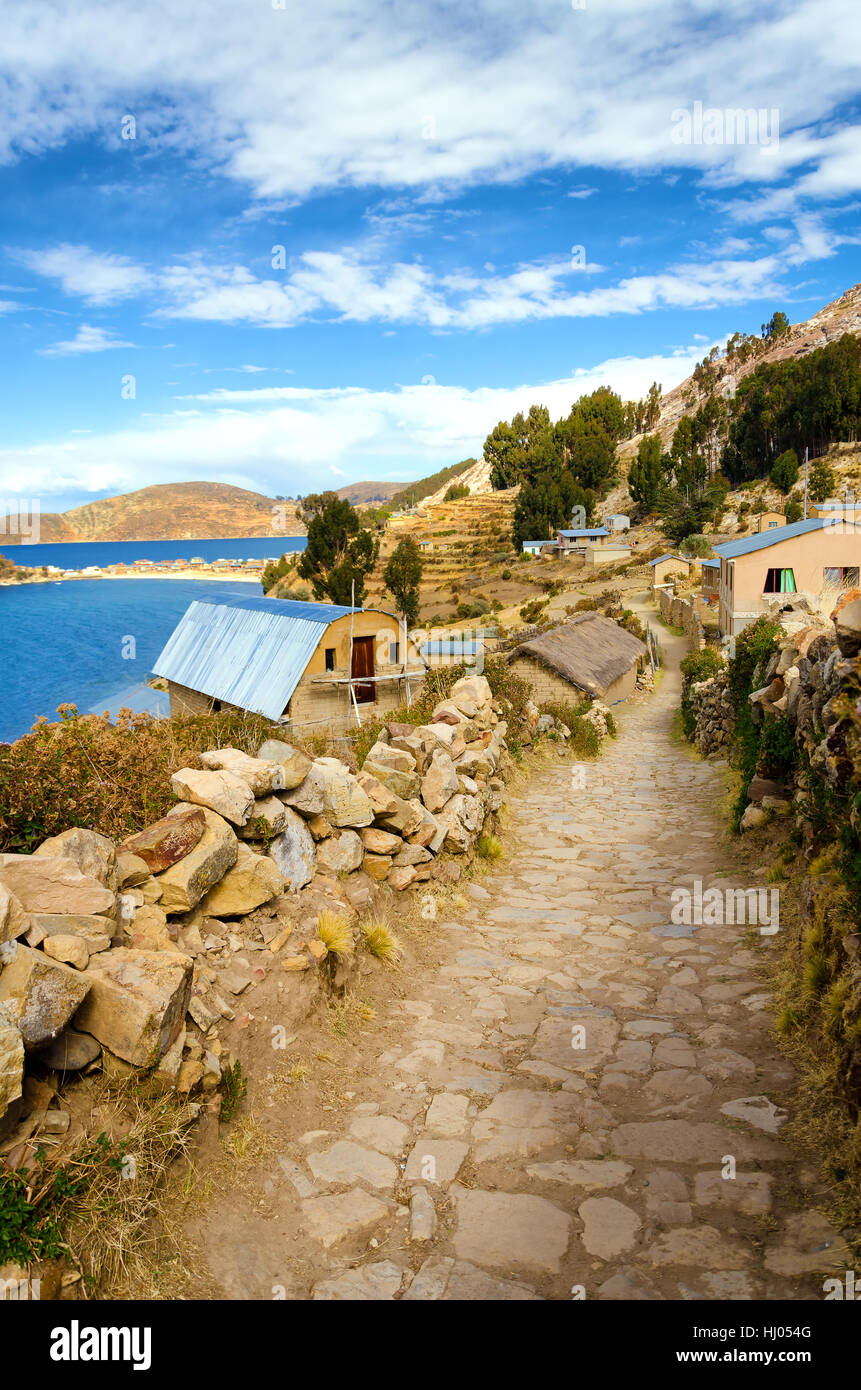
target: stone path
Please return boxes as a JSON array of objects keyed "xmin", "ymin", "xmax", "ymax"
[{"xmin": 185, "ymin": 627, "xmax": 851, "ymax": 1300}]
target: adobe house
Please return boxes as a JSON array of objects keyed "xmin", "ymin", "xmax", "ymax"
[
  {"xmin": 605, "ymin": 514, "xmax": 631, "ymax": 532},
  {"xmin": 583, "ymin": 543, "xmax": 632, "ymax": 567},
  {"xmin": 755, "ymin": 511, "xmax": 786, "ymax": 532},
  {"xmin": 507, "ymin": 613, "xmax": 646, "ymax": 706},
  {"xmin": 521, "ymin": 539, "xmax": 550, "ymax": 556},
  {"xmin": 648, "ymin": 553, "xmax": 691, "ymax": 590},
  {"xmin": 713, "ymin": 518, "xmax": 861, "ymax": 637},
  {"xmin": 153, "ymin": 596, "xmax": 426, "ymax": 730}
]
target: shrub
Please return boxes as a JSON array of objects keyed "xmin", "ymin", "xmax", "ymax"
[
  {"xmin": 679, "ymin": 647, "xmax": 724, "ymax": 738},
  {"xmin": 476, "ymin": 833, "xmax": 503, "ymax": 862},
  {"xmin": 359, "ymin": 916, "xmax": 402, "ymax": 963},
  {"xmin": 0, "ymin": 706, "xmax": 273, "ymax": 853},
  {"xmin": 501, "ymin": 568, "xmax": 512, "ymax": 580}
]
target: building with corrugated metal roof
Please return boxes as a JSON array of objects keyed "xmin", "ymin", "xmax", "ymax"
[{"xmin": 153, "ymin": 596, "xmax": 426, "ymax": 730}]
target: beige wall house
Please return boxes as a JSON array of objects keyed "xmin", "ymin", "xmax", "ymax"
[
  {"xmin": 713, "ymin": 518, "xmax": 861, "ymax": 637},
  {"xmin": 154, "ymin": 596, "xmax": 426, "ymax": 731},
  {"xmin": 507, "ymin": 613, "xmax": 646, "ymax": 706},
  {"xmin": 583, "ymin": 543, "xmax": 632, "ymax": 567},
  {"xmin": 649, "ymin": 553, "xmax": 691, "ymax": 590},
  {"xmin": 755, "ymin": 511, "xmax": 786, "ymax": 532},
  {"xmin": 811, "ymin": 501, "xmax": 861, "ymax": 522}
]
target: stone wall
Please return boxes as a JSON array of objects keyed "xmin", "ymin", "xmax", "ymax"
[{"xmin": 657, "ymin": 585, "xmax": 706, "ymax": 650}]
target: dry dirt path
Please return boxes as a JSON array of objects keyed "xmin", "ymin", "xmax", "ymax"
[{"xmin": 182, "ymin": 626, "xmax": 850, "ymax": 1301}]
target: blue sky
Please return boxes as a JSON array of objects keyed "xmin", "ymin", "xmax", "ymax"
[{"xmin": 0, "ymin": 0, "xmax": 859, "ymax": 509}]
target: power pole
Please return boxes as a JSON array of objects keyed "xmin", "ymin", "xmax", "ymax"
[{"xmin": 803, "ymin": 447, "xmax": 809, "ymax": 519}]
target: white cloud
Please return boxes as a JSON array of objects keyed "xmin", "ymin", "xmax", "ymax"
[
  {"xmin": 39, "ymin": 323, "xmax": 137, "ymax": 356},
  {"xmin": 10, "ymin": 244, "xmax": 151, "ymax": 305},
  {"xmin": 0, "ymin": 0, "xmax": 858, "ymax": 211},
  {"xmin": 0, "ymin": 341, "xmax": 712, "ymax": 500}
]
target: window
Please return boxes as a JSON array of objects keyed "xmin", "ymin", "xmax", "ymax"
[
  {"xmin": 324, "ymin": 647, "xmax": 336, "ymax": 671},
  {"xmin": 763, "ymin": 567, "xmax": 796, "ymax": 594},
  {"xmin": 389, "ymin": 641, "xmax": 400, "ymax": 664},
  {"xmin": 824, "ymin": 566, "xmax": 860, "ymax": 587},
  {"xmin": 768, "ymin": 520, "xmax": 778, "ymax": 528}
]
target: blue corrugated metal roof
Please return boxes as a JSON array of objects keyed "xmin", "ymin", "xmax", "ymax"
[
  {"xmin": 558, "ymin": 528, "xmax": 609, "ymax": 538},
  {"xmin": 648, "ymin": 553, "xmax": 688, "ymax": 566},
  {"xmin": 712, "ymin": 518, "xmax": 835, "ymax": 559},
  {"xmin": 701, "ymin": 558, "xmax": 720, "ymax": 568},
  {"xmin": 152, "ymin": 596, "xmax": 359, "ymax": 720}
]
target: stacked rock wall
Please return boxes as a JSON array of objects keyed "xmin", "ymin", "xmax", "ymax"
[{"xmin": 0, "ymin": 674, "xmax": 598, "ymax": 1133}]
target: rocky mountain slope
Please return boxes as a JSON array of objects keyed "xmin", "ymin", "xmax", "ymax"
[{"xmin": 8, "ymin": 482, "xmax": 304, "ymax": 544}]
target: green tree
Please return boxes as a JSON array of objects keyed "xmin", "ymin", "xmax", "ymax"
[
  {"xmin": 382, "ymin": 537, "xmax": 423, "ymax": 627},
  {"xmin": 627, "ymin": 433, "xmax": 662, "ymax": 509},
  {"xmin": 762, "ymin": 311, "xmax": 791, "ymax": 342},
  {"xmin": 770, "ymin": 448, "xmax": 799, "ymax": 494},
  {"xmin": 297, "ymin": 493, "xmax": 379, "ymax": 606},
  {"xmin": 808, "ymin": 457, "xmax": 836, "ymax": 503}
]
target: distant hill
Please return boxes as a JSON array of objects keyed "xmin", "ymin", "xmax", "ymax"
[
  {"xmin": 335, "ymin": 480, "xmax": 405, "ymax": 506},
  {"xmin": 389, "ymin": 459, "xmax": 479, "ymax": 511},
  {"xmin": 7, "ymin": 481, "xmax": 305, "ymax": 544}
]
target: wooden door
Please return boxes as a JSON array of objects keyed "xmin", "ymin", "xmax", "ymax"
[{"xmin": 351, "ymin": 635, "xmax": 376, "ymax": 704}]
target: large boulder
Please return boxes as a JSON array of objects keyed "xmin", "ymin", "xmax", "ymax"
[
  {"xmin": 450, "ymin": 674, "xmax": 492, "ymax": 715},
  {"xmin": 256, "ymin": 739, "xmax": 313, "ymax": 790},
  {"xmin": 116, "ymin": 852, "xmax": 151, "ymax": 888},
  {"xmin": 388, "ymin": 728, "xmax": 436, "ymax": 773},
  {"xmin": 281, "ymin": 758, "xmax": 374, "ymax": 828},
  {"xmin": 834, "ymin": 598, "xmax": 861, "ymax": 658},
  {"xmin": 125, "ymin": 904, "xmax": 175, "ymax": 953},
  {"xmin": 154, "ymin": 805, "xmax": 238, "ymax": 914},
  {"xmin": 436, "ymin": 793, "xmax": 485, "ymax": 853},
  {"xmin": 362, "ymin": 743, "xmax": 421, "ymax": 800},
  {"xmin": 119, "ymin": 807, "xmax": 206, "ymax": 873},
  {"xmin": 378, "ymin": 793, "xmax": 424, "ymax": 837},
  {"xmin": 356, "ymin": 771, "xmax": 399, "ymax": 819},
  {"xmin": 198, "ymin": 843, "xmax": 285, "ymax": 917},
  {"xmin": 239, "ymin": 796, "xmax": 290, "ymax": 841},
  {"xmin": 0, "ymin": 884, "xmax": 28, "ymax": 946},
  {"xmin": 0, "ymin": 855, "xmax": 114, "ymax": 917},
  {"xmin": 43, "ymin": 935, "xmax": 90, "ymax": 970},
  {"xmin": 170, "ymin": 768, "xmax": 254, "ymax": 826},
  {"xmin": 0, "ymin": 944, "xmax": 92, "ymax": 1050},
  {"xmin": 27, "ymin": 914, "xmax": 113, "ymax": 952},
  {"xmin": 74, "ymin": 948, "xmax": 193, "ymax": 1066},
  {"xmin": 0, "ymin": 1003, "xmax": 24, "ymax": 1118},
  {"xmin": 269, "ymin": 808, "xmax": 316, "ymax": 892},
  {"xmin": 199, "ymin": 746, "xmax": 288, "ymax": 796},
  {"xmin": 421, "ymin": 748, "xmax": 460, "ymax": 813},
  {"xmin": 34, "ymin": 828, "xmax": 119, "ymax": 893},
  {"xmin": 407, "ymin": 805, "xmax": 445, "ymax": 853},
  {"xmin": 315, "ymin": 831, "xmax": 364, "ymax": 876},
  {"xmin": 415, "ymin": 722, "xmax": 466, "ymax": 760},
  {"xmin": 360, "ymin": 827, "xmax": 403, "ymax": 855}
]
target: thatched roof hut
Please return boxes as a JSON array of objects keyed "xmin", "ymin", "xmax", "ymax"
[{"xmin": 507, "ymin": 613, "xmax": 647, "ymax": 703}]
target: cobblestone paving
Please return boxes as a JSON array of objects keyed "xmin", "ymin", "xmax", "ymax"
[{"xmin": 192, "ymin": 641, "xmax": 851, "ymax": 1300}]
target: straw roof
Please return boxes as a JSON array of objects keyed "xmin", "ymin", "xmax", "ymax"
[{"xmin": 508, "ymin": 613, "xmax": 647, "ymax": 699}]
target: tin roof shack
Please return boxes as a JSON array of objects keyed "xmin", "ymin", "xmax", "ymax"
[
  {"xmin": 702, "ymin": 557, "xmax": 720, "ymax": 602},
  {"xmin": 557, "ymin": 527, "xmax": 610, "ymax": 554},
  {"xmin": 153, "ymin": 596, "xmax": 426, "ymax": 731},
  {"xmin": 605, "ymin": 514, "xmax": 631, "ymax": 532},
  {"xmin": 507, "ymin": 613, "xmax": 646, "ymax": 706},
  {"xmin": 649, "ymin": 553, "xmax": 691, "ymax": 590},
  {"xmin": 712, "ymin": 518, "xmax": 861, "ymax": 637},
  {"xmin": 811, "ymin": 501, "xmax": 861, "ymax": 522}
]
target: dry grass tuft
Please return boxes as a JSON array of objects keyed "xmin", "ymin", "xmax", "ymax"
[
  {"xmin": 316, "ymin": 910, "xmax": 355, "ymax": 959},
  {"xmin": 359, "ymin": 915, "xmax": 403, "ymax": 964}
]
